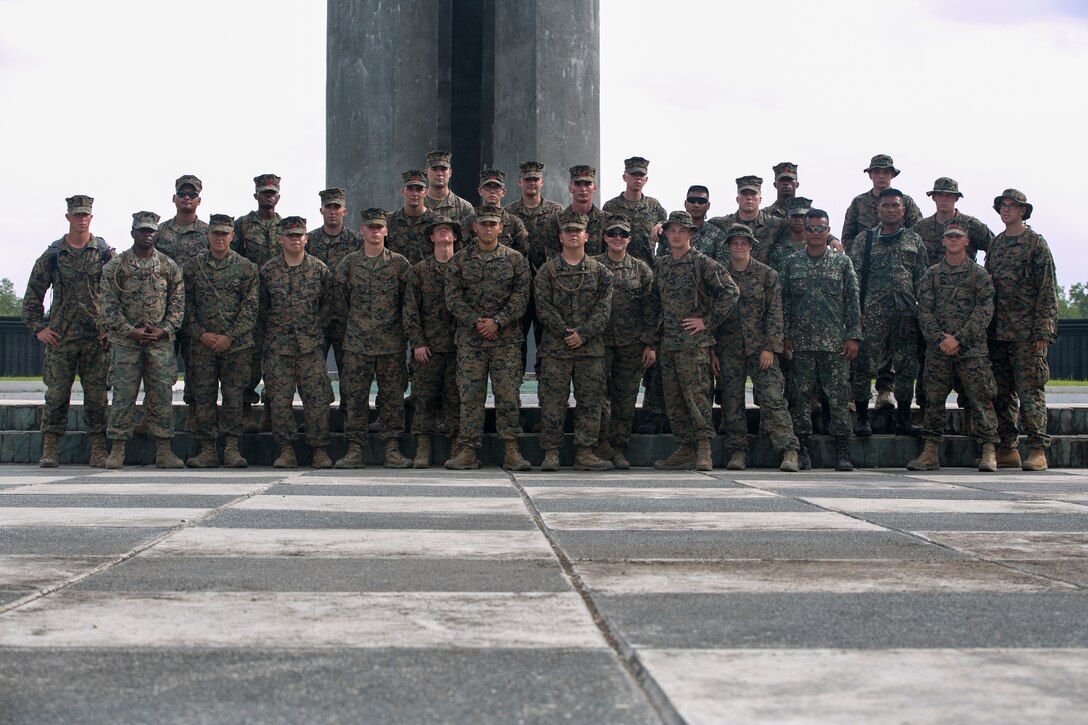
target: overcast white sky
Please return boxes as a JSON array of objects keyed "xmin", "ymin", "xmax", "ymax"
[{"xmin": 2, "ymin": 0, "xmax": 1086, "ymax": 297}]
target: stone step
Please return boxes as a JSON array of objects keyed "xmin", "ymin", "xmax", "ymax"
[{"xmin": 3, "ymin": 430, "xmax": 1087, "ymax": 469}]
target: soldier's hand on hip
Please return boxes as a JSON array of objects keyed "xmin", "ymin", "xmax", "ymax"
[{"xmin": 36, "ymin": 328, "xmax": 61, "ymax": 349}]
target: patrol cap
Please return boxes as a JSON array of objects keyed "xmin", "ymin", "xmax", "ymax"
[
  {"xmin": 319, "ymin": 187, "xmax": 347, "ymax": 206},
  {"xmin": 725, "ymin": 223, "xmax": 757, "ymax": 244},
  {"xmin": 131, "ymin": 211, "xmax": 161, "ymax": 231},
  {"xmin": 787, "ymin": 196, "xmax": 813, "ymax": 217},
  {"xmin": 519, "ymin": 161, "xmax": 545, "ymax": 179},
  {"xmin": 254, "ymin": 174, "xmax": 281, "ymax": 192},
  {"xmin": 426, "ymin": 150, "xmax": 452, "ymax": 168},
  {"xmin": 402, "ymin": 170, "xmax": 428, "ymax": 188},
  {"xmin": 662, "ymin": 210, "xmax": 697, "ymax": 231},
  {"xmin": 736, "ymin": 175, "xmax": 763, "ymax": 193},
  {"xmin": 425, "ymin": 215, "xmax": 462, "ymax": 240},
  {"xmin": 604, "ymin": 214, "xmax": 631, "ymax": 233},
  {"xmin": 773, "ymin": 162, "xmax": 798, "ymax": 180},
  {"xmin": 864, "ymin": 154, "xmax": 900, "ymax": 176},
  {"xmin": 569, "ymin": 165, "xmax": 597, "ymax": 183},
  {"xmin": 474, "ymin": 205, "xmax": 503, "ymax": 224},
  {"xmin": 175, "ymin": 174, "xmax": 202, "ymax": 193},
  {"xmin": 927, "ymin": 177, "xmax": 963, "ymax": 198},
  {"xmin": 558, "ymin": 210, "xmax": 588, "ymax": 231},
  {"xmin": 359, "ymin": 208, "xmax": 388, "ymax": 226},
  {"xmin": 279, "ymin": 216, "xmax": 307, "ymax": 234},
  {"xmin": 479, "ymin": 169, "xmax": 506, "ymax": 188},
  {"xmin": 993, "ymin": 188, "xmax": 1033, "ymax": 220},
  {"xmin": 624, "ymin": 156, "xmax": 650, "ymax": 175},
  {"xmin": 208, "ymin": 214, "xmax": 234, "ymax": 233},
  {"xmin": 942, "ymin": 223, "xmax": 969, "ymax": 238},
  {"xmin": 66, "ymin": 195, "xmax": 93, "ymax": 214}
]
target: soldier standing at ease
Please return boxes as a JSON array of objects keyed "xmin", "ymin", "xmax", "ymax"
[
  {"xmin": 713, "ymin": 223, "xmax": 800, "ymax": 472},
  {"xmin": 307, "ymin": 187, "xmax": 362, "ymax": 393},
  {"xmin": 387, "ymin": 170, "xmax": 438, "ymax": 265},
  {"xmin": 653, "ymin": 211, "xmax": 739, "ymax": 471},
  {"xmin": 259, "ymin": 217, "xmax": 335, "ymax": 469},
  {"xmin": 460, "ymin": 169, "xmax": 530, "ymax": 257},
  {"xmin": 22, "ymin": 195, "xmax": 114, "ymax": 467},
  {"xmin": 986, "ymin": 189, "xmax": 1058, "ymax": 471},
  {"xmin": 601, "ymin": 156, "xmax": 666, "ymax": 267},
  {"xmin": 595, "ymin": 215, "xmax": 658, "ymax": 469},
  {"xmin": 232, "ymin": 173, "xmax": 283, "ymax": 433},
  {"xmin": 181, "ymin": 214, "xmax": 259, "ymax": 468},
  {"xmin": 684, "ymin": 185, "xmax": 727, "ymax": 258},
  {"xmin": 780, "ymin": 210, "xmax": 861, "ymax": 471},
  {"xmin": 761, "ymin": 162, "xmax": 800, "ymax": 219},
  {"xmin": 423, "ymin": 150, "xmax": 474, "ymax": 222},
  {"xmin": 444, "ymin": 205, "xmax": 532, "ymax": 471},
  {"xmin": 333, "ymin": 209, "xmax": 412, "ymax": 470},
  {"xmin": 908, "ymin": 224, "xmax": 999, "ymax": 472},
  {"xmin": 403, "ymin": 216, "xmax": 462, "ymax": 468},
  {"xmin": 534, "ymin": 211, "xmax": 614, "ymax": 471},
  {"xmin": 100, "ymin": 212, "xmax": 185, "ymax": 470},
  {"xmin": 544, "ymin": 165, "xmax": 605, "ymax": 258},
  {"xmin": 707, "ymin": 175, "xmax": 792, "ymax": 272}
]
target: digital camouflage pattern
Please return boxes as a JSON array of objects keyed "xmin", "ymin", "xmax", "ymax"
[
  {"xmin": 920, "ymin": 355, "xmax": 998, "ymax": 445},
  {"xmin": 717, "ymin": 258, "xmax": 784, "ymax": 356},
  {"xmin": 455, "ymin": 345, "xmax": 523, "ymax": 449},
  {"xmin": 780, "ymin": 248, "xmax": 862, "ymax": 353},
  {"xmin": 231, "ymin": 211, "xmax": 283, "ymax": 270},
  {"xmin": 789, "ymin": 351, "xmax": 853, "ymax": 437},
  {"xmin": 342, "ymin": 351, "xmax": 408, "ymax": 442},
  {"xmin": 660, "ymin": 348, "xmax": 714, "ymax": 444},
  {"xmin": 654, "ymin": 249, "xmax": 739, "ymax": 351},
  {"xmin": 107, "ymin": 344, "xmax": 178, "ymax": 440},
  {"xmin": 847, "ymin": 227, "xmax": 928, "ymax": 318},
  {"xmin": 259, "ymin": 254, "xmax": 332, "ymax": 356},
  {"xmin": 307, "ymin": 225, "xmax": 363, "ymax": 279},
  {"xmin": 100, "ymin": 249, "xmax": 185, "ymax": 348},
  {"xmin": 424, "ymin": 189, "xmax": 474, "ymax": 222},
  {"xmin": 601, "ymin": 193, "xmax": 667, "ymax": 267},
  {"xmin": 544, "ymin": 204, "xmax": 604, "ymax": 258},
  {"xmin": 990, "ymin": 340, "xmax": 1050, "ymax": 449},
  {"xmin": 687, "ymin": 222, "xmax": 726, "ymax": 259},
  {"xmin": 156, "ymin": 218, "xmax": 210, "ymax": 268},
  {"xmin": 445, "ymin": 243, "xmax": 531, "ymax": 349},
  {"xmin": 841, "ymin": 191, "xmax": 923, "ymax": 248},
  {"xmin": 912, "ymin": 211, "xmax": 993, "ymax": 266},
  {"xmin": 538, "ymin": 356, "xmax": 606, "ymax": 450},
  {"xmin": 387, "ymin": 207, "xmax": 438, "ymax": 265},
  {"xmin": 505, "ymin": 197, "xmax": 564, "ymax": 271},
  {"xmin": 706, "ymin": 211, "xmax": 792, "ymax": 271},
  {"xmin": 263, "ymin": 350, "xmax": 333, "ymax": 448},
  {"xmin": 460, "ymin": 208, "xmax": 530, "ymax": 258},
  {"xmin": 186, "ymin": 349, "xmax": 250, "ymax": 440},
  {"xmin": 410, "ymin": 350, "xmax": 459, "ymax": 440},
  {"xmin": 404, "ymin": 255, "xmax": 459, "ymax": 437}
]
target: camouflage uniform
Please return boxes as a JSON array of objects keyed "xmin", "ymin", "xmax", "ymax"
[
  {"xmin": 445, "ymin": 242, "xmax": 531, "ymax": 449},
  {"xmin": 534, "ymin": 253, "xmax": 614, "ymax": 451},
  {"xmin": 308, "ymin": 223, "xmax": 363, "ymax": 379},
  {"xmin": 716, "ymin": 255, "xmax": 798, "ymax": 454},
  {"xmin": 780, "ymin": 247, "xmax": 862, "ymax": 437},
  {"xmin": 689, "ymin": 222, "xmax": 727, "ymax": 259},
  {"xmin": 506, "ymin": 198, "xmax": 564, "ymax": 273},
  {"xmin": 23, "ymin": 234, "xmax": 113, "ymax": 436},
  {"xmin": 986, "ymin": 223, "xmax": 1057, "ymax": 450},
  {"xmin": 841, "ymin": 191, "xmax": 923, "ymax": 251},
  {"xmin": 424, "ymin": 189, "xmax": 474, "ymax": 221},
  {"xmin": 601, "ymin": 194, "xmax": 666, "ymax": 268},
  {"xmin": 917, "ymin": 257, "xmax": 998, "ymax": 444},
  {"xmin": 182, "ymin": 247, "xmax": 259, "ymax": 441},
  {"xmin": 656, "ymin": 247, "xmax": 739, "ymax": 444},
  {"xmin": 848, "ymin": 226, "xmax": 927, "ymax": 402},
  {"xmin": 387, "ymin": 207, "xmax": 438, "ymax": 265},
  {"xmin": 596, "ymin": 251, "xmax": 658, "ymax": 449},
  {"xmin": 260, "ymin": 253, "xmax": 334, "ymax": 448},
  {"xmin": 100, "ymin": 246, "xmax": 185, "ymax": 441},
  {"xmin": 461, "ymin": 209, "xmax": 530, "ymax": 258},
  {"xmin": 404, "ymin": 255, "xmax": 459, "ymax": 440},
  {"xmin": 545, "ymin": 204, "xmax": 604, "ymax": 258},
  {"xmin": 232, "ymin": 210, "xmax": 282, "ymax": 405},
  {"xmin": 913, "ymin": 212, "xmax": 993, "ymax": 267},
  {"xmin": 156, "ymin": 218, "xmax": 210, "ymax": 269},
  {"xmin": 706, "ymin": 211, "xmax": 792, "ymax": 271}
]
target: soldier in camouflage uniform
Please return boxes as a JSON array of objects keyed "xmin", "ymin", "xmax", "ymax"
[
  {"xmin": 181, "ymin": 214, "xmax": 259, "ymax": 468},
  {"xmin": 595, "ymin": 215, "xmax": 659, "ymax": 469},
  {"xmin": 601, "ymin": 156, "xmax": 666, "ymax": 267},
  {"xmin": 387, "ymin": 170, "xmax": 438, "ymax": 265},
  {"xmin": 444, "ymin": 205, "xmax": 532, "ymax": 471},
  {"xmin": 333, "ymin": 208, "xmax": 412, "ymax": 470},
  {"xmin": 760, "ymin": 162, "xmax": 799, "ymax": 219},
  {"xmin": 423, "ymin": 149, "xmax": 474, "ymax": 222},
  {"xmin": 259, "ymin": 216, "xmax": 335, "ymax": 468},
  {"xmin": 232, "ymin": 173, "xmax": 283, "ymax": 432},
  {"xmin": 684, "ymin": 185, "xmax": 727, "ymax": 258},
  {"xmin": 908, "ymin": 224, "xmax": 999, "ymax": 472},
  {"xmin": 848, "ymin": 188, "xmax": 928, "ymax": 437},
  {"xmin": 544, "ymin": 165, "xmax": 605, "ymax": 258},
  {"xmin": 986, "ymin": 189, "xmax": 1058, "ymax": 471},
  {"xmin": 403, "ymin": 216, "xmax": 462, "ymax": 468},
  {"xmin": 706, "ymin": 176, "xmax": 793, "ymax": 272},
  {"xmin": 780, "ymin": 209, "xmax": 861, "ymax": 471},
  {"xmin": 653, "ymin": 211, "xmax": 739, "ymax": 471},
  {"xmin": 307, "ymin": 187, "xmax": 362, "ymax": 395},
  {"xmin": 460, "ymin": 169, "xmax": 530, "ymax": 257},
  {"xmin": 23, "ymin": 195, "xmax": 114, "ymax": 467},
  {"xmin": 534, "ymin": 211, "xmax": 615, "ymax": 471},
  {"xmin": 714, "ymin": 224, "xmax": 800, "ymax": 472},
  {"xmin": 100, "ymin": 212, "xmax": 185, "ymax": 470}
]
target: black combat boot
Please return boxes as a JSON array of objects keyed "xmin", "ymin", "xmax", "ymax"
[
  {"xmin": 895, "ymin": 400, "xmax": 921, "ymax": 437},
  {"xmin": 855, "ymin": 401, "xmax": 872, "ymax": 438},
  {"xmin": 835, "ymin": 436, "xmax": 854, "ymax": 471},
  {"xmin": 797, "ymin": 435, "xmax": 812, "ymax": 470}
]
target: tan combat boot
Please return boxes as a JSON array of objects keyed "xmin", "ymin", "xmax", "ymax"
[
  {"xmin": 38, "ymin": 432, "xmax": 59, "ymax": 468},
  {"xmin": 413, "ymin": 435, "xmax": 432, "ymax": 469},
  {"xmin": 335, "ymin": 441, "xmax": 365, "ymax": 469},
  {"xmin": 595, "ymin": 440, "xmax": 616, "ymax": 461},
  {"xmin": 539, "ymin": 449, "xmax": 560, "ymax": 472},
  {"xmin": 273, "ymin": 445, "xmax": 298, "ymax": 468},
  {"xmin": 222, "ymin": 436, "xmax": 248, "ymax": 468},
  {"xmin": 875, "ymin": 389, "xmax": 895, "ymax": 410},
  {"xmin": 258, "ymin": 404, "xmax": 273, "ymax": 433},
  {"xmin": 780, "ymin": 450, "xmax": 799, "ymax": 473},
  {"xmin": 186, "ymin": 440, "xmax": 220, "ymax": 468},
  {"xmin": 654, "ymin": 442, "xmax": 695, "ymax": 470},
  {"xmin": 575, "ymin": 445, "xmax": 614, "ymax": 471},
  {"xmin": 502, "ymin": 440, "xmax": 531, "ymax": 472},
  {"xmin": 695, "ymin": 440, "xmax": 713, "ymax": 471},
  {"xmin": 996, "ymin": 447, "xmax": 1022, "ymax": 469},
  {"xmin": 88, "ymin": 433, "xmax": 108, "ymax": 468},
  {"xmin": 906, "ymin": 440, "xmax": 940, "ymax": 471},
  {"xmin": 105, "ymin": 442, "xmax": 125, "ymax": 469},
  {"xmin": 444, "ymin": 445, "xmax": 479, "ymax": 470},
  {"xmin": 311, "ymin": 448, "xmax": 334, "ymax": 469},
  {"xmin": 1022, "ymin": 448, "xmax": 1048, "ymax": 471},
  {"xmin": 156, "ymin": 438, "xmax": 185, "ymax": 469},
  {"xmin": 978, "ymin": 443, "xmax": 997, "ymax": 473},
  {"xmin": 611, "ymin": 448, "xmax": 631, "ymax": 470},
  {"xmin": 242, "ymin": 402, "xmax": 258, "ymax": 434},
  {"xmin": 383, "ymin": 439, "xmax": 411, "ymax": 469},
  {"xmin": 726, "ymin": 450, "xmax": 746, "ymax": 471}
]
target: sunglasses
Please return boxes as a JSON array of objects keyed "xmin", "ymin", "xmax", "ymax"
[
  {"xmin": 686, "ymin": 197, "xmax": 709, "ymax": 205},
  {"xmin": 605, "ymin": 230, "xmax": 630, "ymax": 238},
  {"xmin": 176, "ymin": 191, "xmax": 199, "ymax": 199},
  {"xmin": 804, "ymin": 225, "xmax": 829, "ymax": 233}
]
